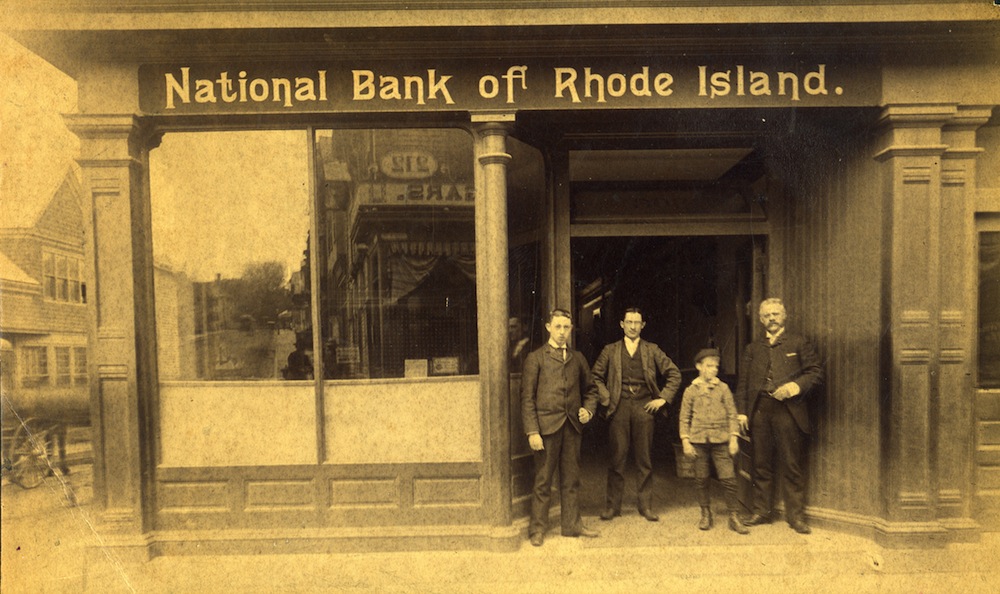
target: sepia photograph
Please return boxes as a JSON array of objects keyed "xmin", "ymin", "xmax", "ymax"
[{"xmin": 1, "ymin": 2, "xmax": 999, "ymax": 592}]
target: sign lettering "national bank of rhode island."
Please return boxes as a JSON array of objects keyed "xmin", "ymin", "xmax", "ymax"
[{"xmin": 138, "ymin": 59, "xmax": 879, "ymax": 115}]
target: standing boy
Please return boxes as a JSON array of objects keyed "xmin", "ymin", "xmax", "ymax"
[
  {"xmin": 521, "ymin": 308, "xmax": 600, "ymax": 546},
  {"xmin": 679, "ymin": 348, "xmax": 749, "ymax": 534}
]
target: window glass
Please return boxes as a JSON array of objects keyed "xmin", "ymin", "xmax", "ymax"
[
  {"xmin": 22, "ymin": 346, "xmax": 48, "ymax": 387},
  {"xmin": 56, "ymin": 255, "xmax": 69, "ymax": 301},
  {"xmin": 980, "ymin": 231, "xmax": 1000, "ymax": 388},
  {"xmin": 506, "ymin": 137, "xmax": 546, "ymax": 374},
  {"xmin": 55, "ymin": 347, "xmax": 71, "ymax": 385},
  {"xmin": 151, "ymin": 131, "xmax": 313, "ymax": 381},
  {"xmin": 43, "ymin": 252, "xmax": 55, "ymax": 299},
  {"xmin": 73, "ymin": 347, "xmax": 88, "ymax": 385},
  {"xmin": 69, "ymin": 259, "xmax": 82, "ymax": 302},
  {"xmin": 41, "ymin": 252, "xmax": 83, "ymax": 303},
  {"xmin": 314, "ymin": 128, "xmax": 477, "ymax": 379}
]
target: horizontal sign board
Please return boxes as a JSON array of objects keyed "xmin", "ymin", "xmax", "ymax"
[{"xmin": 139, "ymin": 58, "xmax": 880, "ymax": 114}]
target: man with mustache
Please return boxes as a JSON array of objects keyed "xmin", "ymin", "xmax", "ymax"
[{"xmin": 736, "ymin": 298, "xmax": 824, "ymax": 534}]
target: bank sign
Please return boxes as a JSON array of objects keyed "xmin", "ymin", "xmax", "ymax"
[{"xmin": 139, "ymin": 59, "xmax": 879, "ymax": 114}]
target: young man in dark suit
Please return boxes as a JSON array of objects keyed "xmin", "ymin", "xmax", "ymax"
[
  {"xmin": 521, "ymin": 308, "xmax": 600, "ymax": 546},
  {"xmin": 591, "ymin": 307, "xmax": 681, "ymax": 522},
  {"xmin": 735, "ymin": 298, "xmax": 824, "ymax": 534}
]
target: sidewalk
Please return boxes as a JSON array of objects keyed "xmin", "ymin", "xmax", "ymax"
[{"xmin": 4, "ymin": 462, "xmax": 998, "ymax": 594}]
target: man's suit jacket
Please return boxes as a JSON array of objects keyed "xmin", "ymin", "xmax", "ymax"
[
  {"xmin": 735, "ymin": 332, "xmax": 824, "ymax": 433},
  {"xmin": 591, "ymin": 340, "xmax": 681, "ymax": 417},
  {"xmin": 521, "ymin": 344, "xmax": 597, "ymax": 437}
]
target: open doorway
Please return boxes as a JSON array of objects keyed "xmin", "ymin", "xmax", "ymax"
[
  {"xmin": 573, "ymin": 234, "xmax": 764, "ymax": 513},
  {"xmin": 572, "ymin": 235, "xmax": 762, "ymax": 380}
]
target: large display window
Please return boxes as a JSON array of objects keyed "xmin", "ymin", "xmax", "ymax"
[
  {"xmin": 150, "ymin": 127, "xmax": 481, "ymax": 467},
  {"xmin": 314, "ymin": 128, "xmax": 477, "ymax": 380},
  {"xmin": 151, "ymin": 131, "xmax": 313, "ymax": 383}
]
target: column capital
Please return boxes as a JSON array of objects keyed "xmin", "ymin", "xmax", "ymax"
[
  {"xmin": 877, "ymin": 104, "xmax": 958, "ymax": 128},
  {"xmin": 63, "ymin": 113, "xmax": 145, "ymax": 139},
  {"xmin": 473, "ymin": 115, "xmax": 514, "ymax": 167},
  {"xmin": 944, "ymin": 105, "xmax": 995, "ymax": 131},
  {"xmin": 942, "ymin": 105, "xmax": 994, "ymax": 158},
  {"xmin": 471, "ymin": 113, "xmax": 515, "ymax": 141},
  {"xmin": 64, "ymin": 114, "xmax": 156, "ymax": 167},
  {"xmin": 470, "ymin": 111, "xmax": 516, "ymax": 124},
  {"xmin": 875, "ymin": 104, "xmax": 956, "ymax": 162}
]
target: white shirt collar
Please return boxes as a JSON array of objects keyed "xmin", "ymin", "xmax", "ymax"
[
  {"xmin": 624, "ymin": 336, "xmax": 641, "ymax": 355},
  {"xmin": 767, "ymin": 327, "xmax": 786, "ymax": 345},
  {"xmin": 692, "ymin": 376, "xmax": 720, "ymax": 387},
  {"xmin": 548, "ymin": 340, "xmax": 566, "ymax": 350}
]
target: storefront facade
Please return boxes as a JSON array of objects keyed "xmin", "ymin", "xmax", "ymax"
[{"xmin": 8, "ymin": 2, "xmax": 1000, "ymax": 558}]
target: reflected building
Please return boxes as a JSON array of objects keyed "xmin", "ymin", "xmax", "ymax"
[{"xmin": 315, "ymin": 129, "xmax": 478, "ymax": 379}]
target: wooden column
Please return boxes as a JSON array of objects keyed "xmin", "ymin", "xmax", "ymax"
[
  {"xmin": 936, "ymin": 106, "xmax": 993, "ymax": 537},
  {"xmin": 875, "ymin": 104, "xmax": 957, "ymax": 544},
  {"xmin": 66, "ymin": 114, "xmax": 158, "ymax": 559},
  {"xmin": 472, "ymin": 115, "xmax": 514, "ymax": 533},
  {"xmin": 549, "ymin": 149, "xmax": 573, "ymax": 313}
]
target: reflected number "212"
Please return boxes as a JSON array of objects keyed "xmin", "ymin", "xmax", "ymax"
[{"xmin": 381, "ymin": 151, "xmax": 438, "ymax": 179}]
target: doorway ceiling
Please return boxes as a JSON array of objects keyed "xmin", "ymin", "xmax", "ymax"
[{"xmin": 568, "ymin": 148, "xmax": 753, "ymax": 182}]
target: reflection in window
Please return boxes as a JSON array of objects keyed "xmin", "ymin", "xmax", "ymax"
[
  {"xmin": 314, "ymin": 129, "xmax": 477, "ymax": 379},
  {"xmin": 980, "ymin": 231, "xmax": 1000, "ymax": 388},
  {"xmin": 151, "ymin": 131, "xmax": 313, "ymax": 381},
  {"xmin": 506, "ymin": 137, "xmax": 546, "ymax": 373}
]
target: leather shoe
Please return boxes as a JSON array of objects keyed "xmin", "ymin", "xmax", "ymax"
[
  {"xmin": 639, "ymin": 509, "xmax": 660, "ymax": 522},
  {"xmin": 789, "ymin": 520, "xmax": 812, "ymax": 535},
  {"xmin": 529, "ymin": 533, "xmax": 544, "ymax": 547},
  {"xmin": 729, "ymin": 513, "xmax": 750, "ymax": 535},
  {"xmin": 563, "ymin": 525, "xmax": 600, "ymax": 538},
  {"xmin": 599, "ymin": 508, "xmax": 620, "ymax": 521},
  {"xmin": 743, "ymin": 513, "xmax": 772, "ymax": 526},
  {"xmin": 698, "ymin": 507, "xmax": 713, "ymax": 530}
]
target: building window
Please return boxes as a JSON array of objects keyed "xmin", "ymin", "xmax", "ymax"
[
  {"xmin": 151, "ymin": 131, "xmax": 313, "ymax": 381},
  {"xmin": 980, "ymin": 230, "xmax": 1000, "ymax": 388},
  {"xmin": 43, "ymin": 251, "xmax": 85, "ymax": 303},
  {"xmin": 149, "ymin": 128, "xmax": 482, "ymax": 468},
  {"xmin": 73, "ymin": 347, "xmax": 88, "ymax": 385},
  {"xmin": 55, "ymin": 347, "xmax": 72, "ymax": 385},
  {"xmin": 22, "ymin": 346, "xmax": 48, "ymax": 387},
  {"xmin": 314, "ymin": 128, "xmax": 477, "ymax": 380}
]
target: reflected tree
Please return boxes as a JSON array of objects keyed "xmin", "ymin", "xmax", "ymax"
[{"xmin": 225, "ymin": 261, "xmax": 293, "ymax": 330}]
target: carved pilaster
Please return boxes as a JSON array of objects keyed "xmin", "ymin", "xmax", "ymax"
[
  {"xmin": 875, "ymin": 105, "xmax": 953, "ymax": 531},
  {"xmin": 936, "ymin": 106, "xmax": 992, "ymax": 530},
  {"xmin": 65, "ymin": 114, "xmax": 158, "ymax": 554}
]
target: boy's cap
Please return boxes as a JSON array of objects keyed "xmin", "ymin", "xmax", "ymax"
[{"xmin": 694, "ymin": 348, "xmax": 721, "ymax": 364}]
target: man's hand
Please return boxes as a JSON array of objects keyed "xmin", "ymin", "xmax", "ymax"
[
  {"xmin": 644, "ymin": 398, "xmax": 667, "ymax": 414},
  {"xmin": 682, "ymin": 439, "xmax": 697, "ymax": 458},
  {"xmin": 528, "ymin": 433, "xmax": 544, "ymax": 451},
  {"xmin": 728, "ymin": 435, "xmax": 739, "ymax": 456},
  {"xmin": 772, "ymin": 382, "xmax": 800, "ymax": 401},
  {"xmin": 737, "ymin": 414, "xmax": 749, "ymax": 433},
  {"xmin": 578, "ymin": 408, "xmax": 593, "ymax": 424}
]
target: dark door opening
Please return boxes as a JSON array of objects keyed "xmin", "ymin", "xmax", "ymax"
[{"xmin": 572, "ymin": 235, "xmax": 762, "ymax": 511}]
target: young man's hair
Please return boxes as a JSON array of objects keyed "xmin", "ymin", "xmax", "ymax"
[
  {"xmin": 621, "ymin": 307, "xmax": 644, "ymax": 321},
  {"xmin": 547, "ymin": 308, "xmax": 572, "ymax": 323}
]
